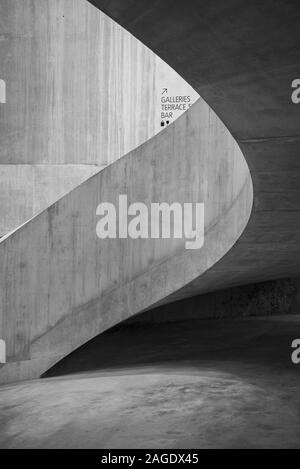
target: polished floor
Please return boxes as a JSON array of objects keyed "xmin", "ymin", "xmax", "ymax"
[{"xmin": 0, "ymin": 315, "xmax": 300, "ymax": 448}]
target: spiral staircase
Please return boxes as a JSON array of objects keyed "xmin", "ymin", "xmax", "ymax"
[{"xmin": 1, "ymin": 0, "xmax": 300, "ymax": 384}]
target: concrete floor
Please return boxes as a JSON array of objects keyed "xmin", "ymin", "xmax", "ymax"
[{"xmin": 1, "ymin": 315, "xmax": 300, "ymax": 448}]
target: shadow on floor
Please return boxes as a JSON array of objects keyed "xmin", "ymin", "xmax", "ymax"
[
  {"xmin": 42, "ymin": 314, "xmax": 300, "ymax": 378},
  {"xmin": 2, "ymin": 315, "xmax": 300, "ymax": 449}
]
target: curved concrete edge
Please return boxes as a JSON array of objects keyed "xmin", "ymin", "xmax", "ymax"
[
  {"xmin": 0, "ymin": 95, "xmax": 252, "ymax": 384},
  {"xmin": 0, "ymin": 0, "xmax": 199, "ymax": 237},
  {"xmin": 89, "ymin": 0, "xmax": 300, "ymax": 288}
]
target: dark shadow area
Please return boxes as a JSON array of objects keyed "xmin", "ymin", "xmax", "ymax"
[
  {"xmin": 3, "ymin": 314, "xmax": 300, "ymax": 449},
  {"xmin": 42, "ymin": 314, "xmax": 300, "ymax": 378},
  {"xmin": 43, "ymin": 277, "xmax": 300, "ymax": 379},
  {"xmin": 5, "ymin": 313, "xmax": 300, "ymax": 449}
]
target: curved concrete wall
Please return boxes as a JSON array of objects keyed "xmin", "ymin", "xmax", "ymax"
[
  {"xmin": 1, "ymin": 0, "xmax": 297, "ymax": 385},
  {"xmin": 128, "ymin": 277, "xmax": 300, "ymax": 325},
  {"xmin": 0, "ymin": 95, "xmax": 252, "ymax": 383},
  {"xmin": 0, "ymin": 0, "xmax": 198, "ymax": 236},
  {"xmin": 92, "ymin": 0, "xmax": 300, "ymax": 297}
]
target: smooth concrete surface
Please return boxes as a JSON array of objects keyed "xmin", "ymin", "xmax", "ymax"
[
  {"xmin": 0, "ymin": 0, "xmax": 198, "ymax": 236},
  {"xmin": 1, "ymin": 0, "xmax": 300, "ymax": 385},
  {"xmin": 89, "ymin": 1, "xmax": 300, "ymax": 296},
  {"xmin": 1, "ymin": 315, "xmax": 300, "ymax": 448},
  {"xmin": 0, "ymin": 0, "xmax": 195, "ymax": 165},
  {"xmin": 0, "ymin": 91, "xmax": 251, "ymax": 384},
  {"xmin": 0, "ymin": 165, "xmax": 101, "ymax": 237}
]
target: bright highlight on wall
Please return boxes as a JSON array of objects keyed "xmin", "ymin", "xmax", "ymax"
[
  {"xmin": 0, "ymin": 79, "xmax": 6, "ymax": 104},
  {"xmin": 0, "ymin": 340, "xmax": 6, "ymax": 364}
]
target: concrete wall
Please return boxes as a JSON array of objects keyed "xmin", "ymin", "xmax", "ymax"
[
  {"xmin": 127, "ymin": 277, "xmax": 300, "ymax": 325},
  {"xmin": 94, "ymin": 0, "xmax": 300, "ymax": 295},
  {"xmin": 5, "ymin": 0, "xmax": 300, "ymax": 384},
  {"xmin": 0, "ymin": 0, "xmax": 198, "ymax": 236},
  {"xmin": 0, "ymin": 165, "xmax": 100, "ymax": 236},
  {"xmin": 0, "ymin": 79, "xmax": 5, "ymax": 103},
  {"xmin": 0, "ymin": 96, "xmax": 252, "ymax": 384}
]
